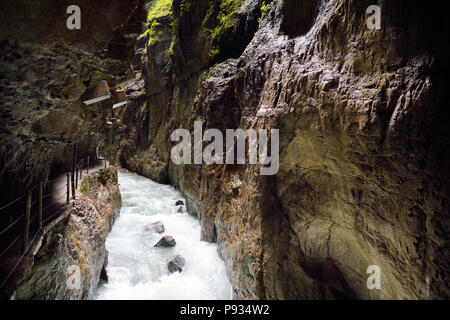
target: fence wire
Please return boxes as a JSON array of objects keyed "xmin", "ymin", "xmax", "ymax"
[{"xmin": 0, "ymin": 155, "xmax": 108, "ymax": 289}]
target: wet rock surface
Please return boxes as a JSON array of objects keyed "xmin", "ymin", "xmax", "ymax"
[
  {"xmin": 154, "ymin": 235, "xmax": 176, "ymax": 248},
  {"xmin": 2, "ymin": 0, "xmax": 447, "ymax": 302},
  {"xmin": 143, "ymin": 221, "xmax": 165, "ymax": 234},
  {"xmin": 167, "ymin": 255, "xmax": 186, "ymax": 273},
  {"xmin": 117, "ymin": 0, "xmax": 450, "ymax": 300},
  {"xmin": 126, "ymin": 202, "xmax": 137, "ymax": 207}
]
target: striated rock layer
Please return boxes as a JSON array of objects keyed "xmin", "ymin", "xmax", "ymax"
[
  {"xmin": 12, "ymin": 167, "xmax": 121, "ymax": 300},
  {"xmin": 118, "ymin": 0, "xmax": 450, "ymax": 299}
]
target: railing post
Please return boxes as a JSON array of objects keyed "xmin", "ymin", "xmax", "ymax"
[
  {"xmin": 23, "ymin": 191, "xmax": 31, "ymax": 252},
  {"xmin": 87, "ymin": 156, "xmax": 90, "ymax": 174},
  {"xmin": 67, "ymin": 173, "xmax": 70, "ymax": 204},
  {"xmin": 39, "ymin": 182, "xmax": 43, "ymax": 229},
  {"xmin": 71, "ymin": 143, "xmax": 77, "ymax": 199},
  {"xmin": 72, "ymin": 173, "xmax": 75, "ymax": 199},
  {"xmin": 109, "ymin": 126, "xmax": 112, "ymax": 167}
]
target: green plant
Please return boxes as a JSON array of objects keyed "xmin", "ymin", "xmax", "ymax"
[
  {"xmin": 203, "ymin": 0, "xmax": 243, "ymax": 61},
  {"xmin": 180, "ymin": 0, "xmax": 195, "ymax": 13},
  {"xmin": 138, "ymin": 30, "xmax": 149, "ymax": 39},
  {"xmin": 258, "ymin": 0, "xmax": 276, "ymax": 23},
  {"xmin": 260, "ymin": 1, "xmax": 270, "ymax": 18}
]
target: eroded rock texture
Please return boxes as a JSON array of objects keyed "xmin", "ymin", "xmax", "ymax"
[
  {"xmin": 0, "ymin": 0, "xmax": 145, "ymax": 214},
  {"xmin": 119, "ymin": 0, "xmax": 449, "ymax": 300},
  {"xmin": 13, "ymin": 167, "xmax": 121, "ymax": 300}
]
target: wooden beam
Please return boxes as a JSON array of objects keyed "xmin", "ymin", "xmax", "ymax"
[
  {"xmin": 112, "ymin": 89, "xmax": 128, "ymax": 109},
  {"xmin": 67, "ymin": 173, "xmax": 70, "ymax": 204},
  {"xmin": 82, "ymin": 80, "xmax": 111, "ymax": 105},
  {"xmin": 71, "ymin": 144, "xmax": 77, "ymax": 199}
]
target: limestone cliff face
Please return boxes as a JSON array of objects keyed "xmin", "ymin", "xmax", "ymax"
[
  {"xmin": 13, "ymin": 167, "xmax": 121, "ymax": 300},
  {"xmin": 118, "ymin": 0, "xmax": 449, "ymax": 299}
]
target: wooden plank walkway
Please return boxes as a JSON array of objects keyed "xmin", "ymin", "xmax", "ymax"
[{"xmin": 0, "ymin": 159, "xmax": 109, "ymax": 297}]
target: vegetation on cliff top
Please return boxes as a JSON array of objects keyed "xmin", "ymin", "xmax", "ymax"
[
  {"xmin": 140, "ymin": 0, "xmax": 274, "ymax": 66},
  {"xmin": 201, "ymin": 0, "xmax": 243, "ymax": 62},
  {"xmin": 167, "ymin": 0, "xmax": 244, "ymax": 63},
  {"xmin": 140, "ymin": 0, "xmax": 174, "ymax": 49},
  {"xmin": 205, "ymin": 0, "xmax": 275, "ymax": 63},
  {"xmin": 147, "ymin": 0, "xmax": 172, "ymax": 24}
]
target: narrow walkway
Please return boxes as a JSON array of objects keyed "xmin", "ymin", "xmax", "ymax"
[
  {"xmin": 0, "ymin": 159, "xmax": 109, "ymax": 297},
  {"xmin": 44, "ymin": 159, "xmax": 109, "ymax": 215}
]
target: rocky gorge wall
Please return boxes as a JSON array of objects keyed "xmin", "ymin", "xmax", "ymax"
[
  {"xmin": 12, "ymin": 167, "xmax": 121, "ymax": 300},
  {"xmin": 0, "ymin": 0, "xmax": 144, "ymax": 217},
  {"xmin": 118, "ymin": 0, "xmax": 450, "ymax": 299}
]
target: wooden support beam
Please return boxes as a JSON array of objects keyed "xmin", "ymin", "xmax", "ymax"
[
  {"xmin": 109, "ymin": 126, "xmax": 112, "ymax": 166},
  {"xmin": 71, "ymin": 144, "xmax": 77, "ymax": 199},
  {"xmin": 67, "ymin": 173, "xmax": 70, "ymax": 204},
  {"xmin": 112, "ymin": 89, "xmax": 128, "ymax": 109},
  {"xmin": 82, "ymin": 80, "xmax": 111, "ymax": 105}
]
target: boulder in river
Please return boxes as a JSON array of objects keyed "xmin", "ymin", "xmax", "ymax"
[
  {"xmin": 176, "ymin": 206, "xmax": 183, "ymax": 213},
  {"xmin": 175, "ymin": 200, "xmax": 184, "ymax": 206},
  {"xmin": 154, "ymin": 235, "xmax": 176, "ymax": 247},
  {"xmin": 167, "ymin": 255, "xmax": 186, "ymax": 273},
  {"xmin": 143, "ymin": 221, "xmax": 165, "ymax": 233}
]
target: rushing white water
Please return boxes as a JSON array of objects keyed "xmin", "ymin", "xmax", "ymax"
[{"xmin": 94, "ymin": 172, "xmax": 232, "ymax": 300}]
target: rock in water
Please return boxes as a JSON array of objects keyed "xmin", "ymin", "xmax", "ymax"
[
  {"xmin": 143, "ymin": 221, "xmax": 165, "ymax": 233},
  {"xmin": 177, "ymin": 206, "xmax": 183, "ymax": 213},
  {"xmin": 175, "ymin": 200, "xmax": 184, "ymax": 206},
  {"xmin": 167, "ymin": 255, "xmax": 186, "ymax": 273},
  {"xmin": 154, "ymin": 235, "xmax": 176, "ymax": 247}
]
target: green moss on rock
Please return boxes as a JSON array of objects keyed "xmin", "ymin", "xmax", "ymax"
[
  {"xmin": 87, "ymin": 70, "xmax": 109, "ymax": 88},
  {"xmin": 204, "ymin": 0, "xmax": 243, "ymax": 62},
  {"xmin": 146, "ymin": 0, "xmax": 174, "ymax": 48}
]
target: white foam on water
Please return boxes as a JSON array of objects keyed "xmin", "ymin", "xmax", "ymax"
[{"xmin": 94, "ymin": 172, "xmax": 232, "ymax": 300}]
